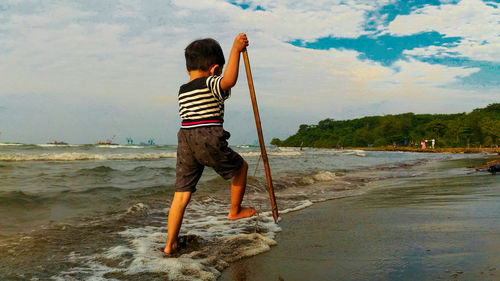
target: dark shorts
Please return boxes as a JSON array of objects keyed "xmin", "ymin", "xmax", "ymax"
[{"xmin": 175, "ymin": 126, "xmax": 244, "ymax": 193}]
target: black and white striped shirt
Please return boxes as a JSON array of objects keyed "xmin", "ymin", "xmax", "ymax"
[{"xmin": 178, "ymin": 76, "xmax": 231, "ymax": 128}]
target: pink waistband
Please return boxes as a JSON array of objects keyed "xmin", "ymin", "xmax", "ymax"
[{"xmin": 181, "ymin": 120, "xmax": 222, "ymax": 126}]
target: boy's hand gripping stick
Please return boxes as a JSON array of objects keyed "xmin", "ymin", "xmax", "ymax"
[{"xmin": 242, "ymin": 49, "xmax": 279, "ymax": 224}]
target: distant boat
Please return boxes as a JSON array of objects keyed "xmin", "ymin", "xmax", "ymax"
[
  {"xmin": 139, "ymin": 139, "xmax": 156, "ymax": 146},
  {"xmin": 96, "ymin": 141, "xmax": 118, "ymax": 145},
  {"xmin": 47, "ymin": 141, "xmax": 68, "ymax": 145},
  {"xmin": 96, "ymin": 135, "xmax": 118, "ymax": 145},
  {"xmin": 126, "ymin": 137, "xmax": 155, "ymax": 146}
]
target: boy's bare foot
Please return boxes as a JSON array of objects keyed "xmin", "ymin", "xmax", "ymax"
[
  {"xmin": 228, "ymin": 207, "xmax": 256, "ymax": 220},
  {"xmin": 163, "ymin": 243, "xmax": 176, "ymax": 256},
  {"xmin": 163, "ymin": 235, "xmax": 190, "ymax": 256}
]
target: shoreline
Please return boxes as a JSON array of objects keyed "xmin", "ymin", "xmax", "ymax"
[
  {"xmin": 219, "ymin": 155, "xmax": 500, "ymax": 280},
  {"xmin": 354, "ymin": 146, "xmax": 500, "ymax": 154}
]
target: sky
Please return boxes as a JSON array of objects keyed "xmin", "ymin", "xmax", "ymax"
[{"xmin": 0, "ymin": 0, "xmax": 499, "ymax": 145}]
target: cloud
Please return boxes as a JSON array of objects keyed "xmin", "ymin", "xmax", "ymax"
[
  {"xmin": 0, "ymin": 0, "xmax": 498, "ymax": 144},
  {"xmin": 0, "ymin": 7, "xmax": 186, "ymax": 109},
  {"xmin": 232, "ymin": 42, "xmax": 482, "ymax": 119},
  {"xmin": 174, "ymin": 0, "xmax": 377, "ymax": 40},
  {"xmin": 386, "ymin": 0, "xmax": 500, "ymax": 62}
]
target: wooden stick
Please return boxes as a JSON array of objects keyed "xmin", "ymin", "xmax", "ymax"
[{"xmin": 242, "ymin": 49, "xmax": 279, "ymax": 224}]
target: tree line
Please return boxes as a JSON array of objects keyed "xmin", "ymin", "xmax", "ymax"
[{"xmin": 271, "ymin": 103, "xmax": 500, "ymax": 148}]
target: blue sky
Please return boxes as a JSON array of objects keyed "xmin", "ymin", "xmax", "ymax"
[{"xmin": 0, "ymin": 0, "xmax": 499, "ymax": 144}]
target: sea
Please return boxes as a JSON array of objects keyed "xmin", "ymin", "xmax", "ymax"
[{"xmin": 0, "ymin": 143, "xmax": 495, "ymax": 280}]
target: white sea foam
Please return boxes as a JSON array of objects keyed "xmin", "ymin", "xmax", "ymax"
[
  {"xmin": 274, "ymin": 147, "xmax": 368, "ymax": 157},
  {"xmin": 37, "ymin": 144, "xmax": 76, "ymax": 148},
  {"xmin": 278, "ymin": 200, "xmax": 314, "ymax": 214},
  {"xmin": 0, "ymin": 152, "xmax": 176, "ymax": 161},
  {"xmin": 239, "ymin": 151, "xmax": 302, "ymax": 157},
  {"xmin": 1, "ymin": 150, "xmax": 303, "ymax": 162},
  {"xmin": 298, "ymin": 170, "xmax": 339, "ymax": 185},
  {"xmin": 312, "ymin": 170, "xmax": 338, "ymax": 181},
  {"xmin": 52, "ymin": 197, "xmax": 285, "ymax": 281},
  {"xmin": 345, "ymin": 149, "xmax": 366, "ymax": 157},
  {"xmin": 96, "ymin": 145, "xmax": 146, "ymax": 149},
  {"xmin": 47, "ymin": 163, "xmax": 385, "ymax": 281}
]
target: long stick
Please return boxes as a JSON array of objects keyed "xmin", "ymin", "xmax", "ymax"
[{"xmin": 242, "ymin": 49, "xmax": 279, "ymax": 224}]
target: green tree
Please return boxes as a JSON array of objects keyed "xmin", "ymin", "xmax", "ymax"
[
  {"xmin": 481, "ymin": 118, "xmax": 500, "ymax": 146},
  {"xmin": 270, "ymin": 138, "xmax": 282, "ymax": 146},
  {"xmin": 459, "ymin": 126, "xmax": 473, "ymax": 147},
  {"xmin": 425, "ymin": 120, "xmax": 447, "ymax": 139},
  {"xmin": 275, "ymin": 104, "xmax": 500, "ymax": 148}
]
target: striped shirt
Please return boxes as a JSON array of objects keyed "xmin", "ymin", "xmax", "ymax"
[{"xmin": 178, "ymin": 75, "xmax": 231, "ymax": 128}]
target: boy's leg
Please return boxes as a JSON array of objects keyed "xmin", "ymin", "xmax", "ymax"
[
  {"xmin": 228, "ymin": 160, "xmax": 256, "ymax": 220},
  {"xmin": 164, "ymin": 191, "xmax": 192, "ymax": 255}
]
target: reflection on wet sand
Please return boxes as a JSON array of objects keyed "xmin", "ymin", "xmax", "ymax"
[{"xmin": 220, "ymin": 157, "xmax": 500, "ymax": 281}]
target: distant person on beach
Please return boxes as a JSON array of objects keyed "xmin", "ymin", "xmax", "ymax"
[
  {"xmin": 164, "ymin": 34, "xmax": 256, "ymax": 256},
  {"xmin": 421, "ymin": 139, "xmax": 426, "ymax": 150}
]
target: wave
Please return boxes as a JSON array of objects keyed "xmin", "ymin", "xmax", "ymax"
[
  {"xmin": 36, "ymin": 144, "xmax": 83, "ymax": 148},
  {"xmin": 0, "ymin": 164, "xmax": 12, "ymax": 169},
  {"xmin": 131, "ymin": 166, "xmax": 175, "ymax": 173},
  {"xmin": 0, "ymin": 152, "xmax": 177, "ymax": 162},
  {"xmin": 74, "ymin": 165, "xmax": 175, "ymax": 178},
  {"xmin": 77, "ymin": 165, "xmax": 116, "ymax": 175},
  {"xmin": 0, "ymin": 143, "xmax": 173, "ymax": 149},
  {"xmin": 96, "ymin": 145, "xmax": 145, "ymax": 149},
  {"xmin": 265, "ymin": 147, "xmax": 366, "ymax": 157},
  {"xmin": 297, "ymin": 170, "xmax": 339, "ymax": 185},
  {"xmin": 0, "ymin": 191, "xmax": 43, "ymax": 205},
  {"xmin": 0, "ymin": 151, "xmax": 310, "ymax": 161},
  {"xmin": 66, "ymin": 185, "xmax": 128, "ymax": 196},
  {"xmin": 342, "ymin": 149, "xmax": 366, "ymax": 157},
  {"xmin": 240, "ymin": 151, "xmax": 302, "ymax": 157},
  {"xmin": 0, "ymin": 143, "xmax": 25, "ymax": 146}
]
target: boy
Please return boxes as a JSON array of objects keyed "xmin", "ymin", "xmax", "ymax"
[{"xmin": 164, "ymin": 33, "xmax": 256, "ymax": 255}]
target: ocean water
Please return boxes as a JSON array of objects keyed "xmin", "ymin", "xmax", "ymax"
[{"xmin": 0, "ymin": 143, "xmax": 489, "ymax": 280}]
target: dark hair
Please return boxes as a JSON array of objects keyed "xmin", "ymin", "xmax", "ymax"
[{"xmin": 185, "ymin": 38, "xmax": 225, "ymax": 71}]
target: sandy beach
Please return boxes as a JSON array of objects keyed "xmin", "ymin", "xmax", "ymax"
[{"xmin": 220, "ymin": 157, "xmax": 500, "ymax": 281}]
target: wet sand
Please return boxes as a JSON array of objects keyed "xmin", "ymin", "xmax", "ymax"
[{"xmin": 219, "ymin": 171, "xmax": 500, "ymax": 281}]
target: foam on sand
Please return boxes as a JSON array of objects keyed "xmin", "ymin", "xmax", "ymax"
[{"xmin": 54, "ymin": 209, "xmax": 279, "ymax": 281}]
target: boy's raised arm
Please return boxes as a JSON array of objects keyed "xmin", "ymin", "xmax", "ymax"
[{"xmin": 220, "ymin": 33, "xmax": 249, "ymax": 91}]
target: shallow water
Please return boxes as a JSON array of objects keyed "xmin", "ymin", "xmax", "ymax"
[
  {"xmin": 0, "ymin": 143, "xmax": 487, "ymax": 280},
  {"xmin": 220, "ymin": 157, "xmax": 500, "ymax": 281}
]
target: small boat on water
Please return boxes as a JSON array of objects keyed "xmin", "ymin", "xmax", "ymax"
[
  {"xmin": 139, "ymin": 139, "xmax": 155, "ymax": 146},
  {"xmin": 126, "ymin": 137, "xmax": 156, "ymax": 146},
  {"xmin": 96, "ymin": 135, "xmax": 118, "ymax": 145}
]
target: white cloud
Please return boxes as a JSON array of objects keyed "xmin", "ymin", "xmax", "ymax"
[
  {"xmin": 0, "ymin": 0, "xmax": 498, "ymax": 143},
  {"xmin": 0, "ymin": 2, "xmax": 186, "ymax": 107},
  {"xmin": 172, "ymin": 0, "xmax": 378, "ymax": 40},
  {"xmin": 387, "ymin": 0, "xmax": 500, "ymax": 62},
  {"xmin": 230, "ymin": 40, "xmax": 484, "ymax": 121},
  {"xmin": 0, "ymin": 0, "xmax": 378, "ymax": 101}
]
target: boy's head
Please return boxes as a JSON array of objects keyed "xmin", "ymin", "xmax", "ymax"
[{"xmin": 185, "ymin": 38, "xmax": 225, "ymax": 73}]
